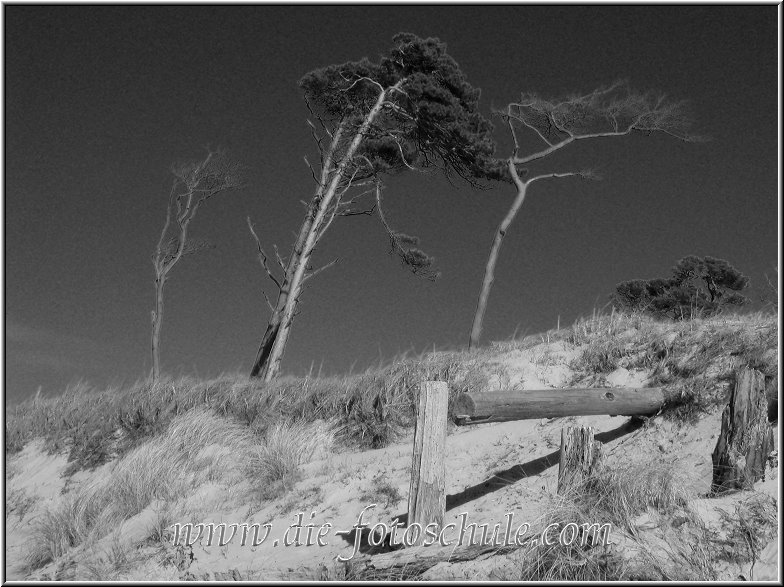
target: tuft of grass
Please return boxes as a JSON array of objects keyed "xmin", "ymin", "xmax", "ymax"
[
  {"xmin": 506, "ymin": 499, "xmax": 631, "ymax": 581},
  {"xmin": 716, "ymin": 492, "xmax": 778, "ymax": 566},
  {"xmin": 572, "ymin": 460, "xmax": 693, "ymax": 535},
  {"xmin": 570, "ymin": 338, "xmax": 629, "ymax": 376},
  {"xmin": 24, "ymin": 408, "xmax": 256, "ymax": 570},
  {"xmin": 144, "ymin": 505, "xmax": 177, "ymax": 546},
  {"xmin": 81, "ymin": 530, "xmax": 142, "ymax": 581},
  {"xmin": 6, "ymin": 488, "xmax": 40, "ymax": 522},
  {"xmin": 247, "ymin": 418, "xmax": 337, "ymax": 501},
  {"xmin": 659, "ymin": 377, "xmax": 719, "ymax": 424},
  {"xmin": 360, "ymin": 472, "xmax": 404, "ymax": 509}
]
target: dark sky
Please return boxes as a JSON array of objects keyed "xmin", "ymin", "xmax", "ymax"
[{"xmin": 3, "ymin": 6, "xmax": 779, "ymax": 403}]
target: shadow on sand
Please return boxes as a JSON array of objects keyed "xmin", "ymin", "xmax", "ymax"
[{"xmin": 340, "ymin": 416, "xmax": 645, "ymax": 555}]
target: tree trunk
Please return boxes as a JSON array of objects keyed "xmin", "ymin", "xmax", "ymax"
[
  {"xmin": 249, "ymin": 203, "xmax": 313, "ymax": 380},
  {"xmin": 248, "ymin": 189, "xmax": 322, "ymax": 381},
  {"xmin": 469, "ymin": 161, "xmax": 528, "ymax": 350},
  {"xmin": 151, "ymin": 276, "xmax": 165, "ymax": 384},
  {"xmin": 249, "ymin": 83, "xmax": 398, "ymax": 381},
  {"xmin": 557, "ymin": 426, "xmax": 604, "ymax": 495},
  {"xmin": 262, "ymin": 295, "xmax": 299, "ymax": 381},
  {"xmin": 711, "ymin": 367, "xmax": 774, "ymax": 494},
  {"xmin": 249, "ymin": 318, "xmax": 282, "ymax": 378}
]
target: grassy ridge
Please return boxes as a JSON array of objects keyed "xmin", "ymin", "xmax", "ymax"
[
  {"xmin": 6, "ymin": 308, "xmax": 778, "ymax": 579},
  {"xmin": 6, "ymin": 309, "xmax": 777, "ymax": 476}
]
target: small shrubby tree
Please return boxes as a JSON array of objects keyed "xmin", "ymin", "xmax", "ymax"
[
  {"xmin": 612, "ymin": 255, "xmax": 750, "ymax": 319},
  {"xmin": 248, "ymin": 33, "xmax": 500, "ymax": 381},
  {"xmin": 151, "ymin": 150, "xmax": 243, "ymax": 384}
]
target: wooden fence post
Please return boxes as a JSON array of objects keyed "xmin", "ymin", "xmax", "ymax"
[
  {"xmin": 408, "ymin": 381, "xmax": 448, "ymax": 543},
  {"xmin": 557, "ymin": 426, "xmax": 604, "ymax": 495},
  {"xmin": 711, "ymin": 367, "xmax": 774, "ymax": 494}
]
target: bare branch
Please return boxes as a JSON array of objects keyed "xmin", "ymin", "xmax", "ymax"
[
  {"xmin": 153, "ymin": 179, "xmax": 179, "ymax": 270},
  {"xmin": 507, "ymin": 82, "xmax": 702, "ymax": 165},
  {"xmin": 394, "ymin": 137, "xmax": 416, "ymax": 170},
  {"xmin": 261, "ymin": 288, "xmax": 275, "ymax": 313},
  {"xmin": 273, "ymin": 244, "xmax": 287, "ymax": 271},
  {"xmin": 526, "ymin": 170, "xmax": 595, "ymax": 185},
  {"xmin": 306, "ymin": 119, "xmax": 326, "ymax": 170},
  {"xmin": 247, "ymin": 216, "xmax": 283, "ymax": 291},
  {"xmin": 340, "ymin": 75, "xmax": 384, "ymax": 94},
  {"xmin": 338, "ymin": 204, "xmax": 376, "ymax": 217},
  {"xmin": 304, "ymin": 156, "xmax": 319, "ymax": 185},
  {"xmin": 381, "ymin": 100, "xmax": 415, "ymax": 120},
  {"xmin": 505, "ymin": 103, "xmax": 553, "ymax": 147},
  {"xmin": 304, "ymin": 97, "xmax": 334, "ymax": 140},
  {"xmin": 303, "ymin": 258, "xmax": 339, "ymax": 283},
  {"xmin": 316, "ymin": 120, "xmax": 347, "ymax": 190}
]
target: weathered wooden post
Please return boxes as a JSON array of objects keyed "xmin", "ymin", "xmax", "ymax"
[
  {"xmin": 408, "ymin": 381, "xmax": 448, "ymax": 543},
  {"xmin": 711, "ymin": 367, "xmax": 774, "ymax": 494},
  {"xmin": 557, "ymin": 426, "xmax": 604, "ymax": 495}
]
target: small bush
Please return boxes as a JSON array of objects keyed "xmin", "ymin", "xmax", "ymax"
[{"xmin": 612, "ymin": 255, "xmax": 749, "ymax": 320}]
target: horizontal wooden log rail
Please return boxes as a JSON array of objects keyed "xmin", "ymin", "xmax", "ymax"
[{"xmin": 453, "ymin": 387, "xmax": 666, "ymax": 425}]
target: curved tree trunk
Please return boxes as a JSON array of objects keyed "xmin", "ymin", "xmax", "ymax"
[
  {"xmin": 151, "ymin": 276, "xmax": 166, "ymax": 384},
  {"xmin": 469, "ymin": 160, "xmax": 528, "ymax": 350},
  {"xmin": 249, "ymin": 82, "xmax": 399, "ymax": 381}
]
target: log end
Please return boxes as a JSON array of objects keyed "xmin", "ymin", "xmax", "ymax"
[{"xmin": 452, "ymin": 393, "xmax": 476, "ymax": 422}]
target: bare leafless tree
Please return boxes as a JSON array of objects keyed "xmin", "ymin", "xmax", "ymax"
[
  {"xmin": 151, "ymin": 149, "xmax": 243, "ymax": 384},
  {"xmin": 469, "ymin": 81, "xmax": 704, "ymax": 349}
]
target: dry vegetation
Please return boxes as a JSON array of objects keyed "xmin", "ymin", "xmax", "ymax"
[{"xmin": 5, "ymin": 307, "xmax": 778, "ymax": 580}]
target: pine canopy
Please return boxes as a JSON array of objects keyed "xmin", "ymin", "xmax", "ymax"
[{"xmin": 299, "ymin": 33, "xmax": 504, "ymax": 184}]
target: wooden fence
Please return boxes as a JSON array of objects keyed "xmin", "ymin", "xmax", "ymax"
[{"xmin": 405, "ymin": 368, "xmax": 774, "ymax": 536}]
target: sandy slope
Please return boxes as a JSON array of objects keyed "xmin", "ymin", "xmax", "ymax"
[{"xmin": 5, "ymin": 337, "xmax": 780, "ymax": 581}]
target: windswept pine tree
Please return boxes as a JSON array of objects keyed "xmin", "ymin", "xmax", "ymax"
[{"xmin": 248, "ymin": 33, "xmax": 501, "ymax": 381}]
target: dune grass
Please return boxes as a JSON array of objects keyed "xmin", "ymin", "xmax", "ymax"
[
  {"xmin": 8, "ymin": 307, "xmax": 777, "ymax": 579},
  {"xmin": 248, "ymin": 417, "xmax": 338, "ymax": 500},
  {"xmin": 502, "ymin": 458, "xmax": 695, "ymax": 580},
  {"xmin": 7, "ymin": 308, "xmax": 776, "ymax": 478},
  {"xmin": 6, "ymin": 348, "xmax": 497, "ymax": 475},
  {"xmin": 24, "ymin": 408, "xmax": 257, "ymax": 570},
  {"xmin": 563, "ymin": 309, "xmax": 777, "ymax": 422}
]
